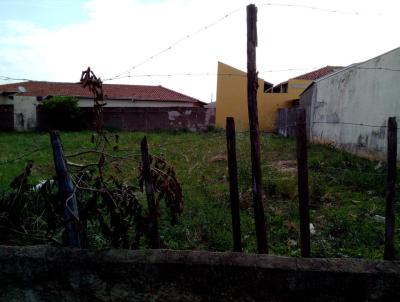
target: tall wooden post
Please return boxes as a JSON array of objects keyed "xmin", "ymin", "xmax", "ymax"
[
  {"xmin": 50, "ymin": 131, "xmax": 81, "ymax": 248},
  {"xmin": 226, "ymin": 117, "xmax": 242, "ymax": 252},
  {"xmin": 384, "ymin": 117, "xmax": 397, "ymax": 260},
  {"xmin": 247, "ymin": 4, "xmax": 268, "ymax": 254},
  {"xmin": 296, "ymin": 109, "xmax": 310, "ymax": 257},
  {"xmin": 141, "ymin": 136, "xmax": 161, "ymax": 249}
]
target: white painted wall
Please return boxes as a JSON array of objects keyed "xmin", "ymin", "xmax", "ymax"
[
  {"xmin": 0, "ymin": 95, "xmax": 38, "ymax": 131},
  {"xmin": 310, "ymin": 47, "xmax": 400, "ymax": 160},
  {"xmin": 14, "ymin": 96, "xmax": 38, "ymax": 131},
  {"xmin": 0, "ymin": 96, "xmax": 197, "ymax": 131}
]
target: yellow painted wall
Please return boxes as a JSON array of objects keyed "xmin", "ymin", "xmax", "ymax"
[{"xmin": 216, "ymin": 62, "xmax": 311, "ymax": 132}]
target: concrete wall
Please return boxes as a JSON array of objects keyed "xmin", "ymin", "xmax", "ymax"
[
  {"xmin": 0, "ymin": 95, "xmax": 38, "ymax": 131},
  {"xmin": 0, "ymin": 96, "xmax": 205, "ymax": 131},
  {"xmin": 100, "ymin": 107, "xmax": 213, "ymax": 131},
  {"xmin": 1, "ymin": 246, "xmax": 400, "ymax": 301},
  {"xmin": 37, "ymin": 106, "xmax": 215, "ymax": 132},
  {"xmin": 308, "ymin": 48, "xmax": 400, "ymax": 160},
  {"xmin": 215, "ymin": 62, "xmax": 311, "ymax": 132},
  {"xmin": 299, "ymin": 83, "xmax": 316, "ymax": 137}
]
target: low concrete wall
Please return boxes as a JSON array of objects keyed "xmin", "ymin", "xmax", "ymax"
[
  {"xmin": 100, "ymin": 107, "xmax": 214, "ymax": 132},
  {"xmin": 306, "ymin": 48, "xmax": 400, "ymax": 161},
  {"xmin": 1, "ymin": 246, "xmax": 399, "ymax": 301},
  {"xmin": 37, "ymin": 107, "xmax": 215, "ymax": 132}
]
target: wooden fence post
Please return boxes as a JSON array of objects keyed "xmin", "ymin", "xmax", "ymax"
[
  {"xmin": 296, "ymin": 109, "xmax": 310, "ymax": 257},
  {"xmin": 140, "ymin": 136, "xmax": 161, "ymax": 249},
  {"xmin": 50, "ymin": 131, "xmax": 81, "ymax": 248},
  {"xmin": 247, "ymin": 4, "xmax": 268, "ymax": 254},
  {"xmin": 226, "ymin": 117, "xmax": 242, "ymax": 252},
  {"xmin": 384, "ymin": 117, "xmax": 397, "ymax": 260}
]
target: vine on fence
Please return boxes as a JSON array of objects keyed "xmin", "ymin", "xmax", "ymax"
[{"xmin": 139, "ymin": 155, "xmax": 184, "ymax": 225}]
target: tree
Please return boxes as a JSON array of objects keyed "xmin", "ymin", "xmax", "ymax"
[{"xmin": 41, "ymin": 96, "xmax": 84, "ymax": 130}]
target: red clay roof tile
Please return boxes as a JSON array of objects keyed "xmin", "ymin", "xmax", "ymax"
[
  {"xmin": 0, "ymin": 81, "xmax": 204, "ymax": 104},
  {"xmin": 292, "ymin": 66, "xmax": 343, "ymax": 81}
]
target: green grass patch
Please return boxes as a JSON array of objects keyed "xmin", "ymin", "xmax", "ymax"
[{"xmin": 0, "ymin": 130, "xmax": 399, "ymax": 259}]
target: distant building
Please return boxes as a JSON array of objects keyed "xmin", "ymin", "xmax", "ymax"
[
  {"xmin": 300, "ymin": 47, "xmax": 400, "ymax": 160},
  {"xmin": 215, "ymin": 62, "xmax": 341, "ymax": 132},
  {"xmin": 0, "ymin": 81, "xmax": 212, "ymax": 131}
]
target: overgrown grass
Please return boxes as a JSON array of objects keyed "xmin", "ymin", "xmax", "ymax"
[{"xmin": 0, "ymin": 130, "xmax": 399, "ymax": 259}]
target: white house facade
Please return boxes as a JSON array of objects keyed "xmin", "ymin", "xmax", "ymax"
[
  {"xmin": 0, "ymin": 81, "xmax": 206, "ymax": 131},
  {"xmin": 300, "ymin": 47, "xmax": 400, "ymax": 160}
]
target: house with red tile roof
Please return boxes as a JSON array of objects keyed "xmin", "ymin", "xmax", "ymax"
[
  {"xmin": 0, "ymin": 81, "xmax": 208, "ymax": 131},
  {"xmin": 216, "ymin": 62, "xmax": 342, "ymax": 131},
  {"xmin": 267, "ymin": 66, "xmax": 343, "ymax": 94}
]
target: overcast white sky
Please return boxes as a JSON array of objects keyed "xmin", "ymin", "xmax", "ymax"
[{"xmin": 0, "ymin": 0, "xmax": 399, "ymax": 102}]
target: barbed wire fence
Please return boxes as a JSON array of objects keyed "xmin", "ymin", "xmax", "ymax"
[
  {"xmin": 1, "ymin": 117, "xmax": 397, "ymax": 250},
  {"xmin": 0, "ymin": 1, "xmax": 398, "ymax": 85},
  {"xmin": 0, "ymin": 2, "xmax": 399, "ymax": 259}
]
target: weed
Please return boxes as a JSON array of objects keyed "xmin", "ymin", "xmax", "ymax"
[{"xmin": 0, "ymin": 131, "xmax": 399, "ymax": 258}]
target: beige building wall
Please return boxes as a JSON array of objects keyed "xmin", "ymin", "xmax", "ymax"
[{"xmin": 0, "ymin": 95, "xmax": 38, "ymax": 131}]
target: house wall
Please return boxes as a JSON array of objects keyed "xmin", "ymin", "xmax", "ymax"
[
  {"xmin": 0, "ymin": 95, "xmax": 38, "ymax": 131},
  {"xmin": 299, "ymin": 83, "xmax": 316, "ymax": 137},
  {"xmin": 215, "ymin": 62, "xmax": 311, "ymax": 132},
  {"xmin": 0, "ymin": 96, "xmax": 201, "ymax": 131},
  {"xmin": 100, "ymin": 107, "xmax": 212, "ymax": 131},
  {"xmin": 216, "ymin": 62, "xmax": 254, "ymax": 130},
  {"xmin": 264, "ymin": 79, "xmax": 310, "ymax": 131},
  {"xmin": 37, "ymin": 106, "xmax": 214, "ymax": 132},
  {"xmin": 308, "ymin": 48, "xmax": 400, "ymax": 160}
]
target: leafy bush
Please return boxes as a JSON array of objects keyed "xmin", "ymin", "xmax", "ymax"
[{"xmin": 40, "ymin": 96, "xmax": 84, "ymax": 130}]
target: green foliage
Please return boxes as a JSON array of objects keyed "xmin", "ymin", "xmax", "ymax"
[{"xmin": 41, "ymin": 96, "xmax": 84, "ymax": 131}]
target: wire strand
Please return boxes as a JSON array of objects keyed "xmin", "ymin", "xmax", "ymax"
[
  {"xmin": 2, "ymin": 66, "xmax": 400, "ymax": 84},
  {"xmin": 0, "ymin": 76, "xmax": 32, "ymax": 82},
  {"xmin": 259, "ymin": 2, "xmax": 383, "ymax": 16},
  {"xmin": 104, "ymin": 6, "xmax": 244, "ymax": 82},
  {"xmin": 312, "ymin": 121, "xmax": 390, "ymax": 129}
]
